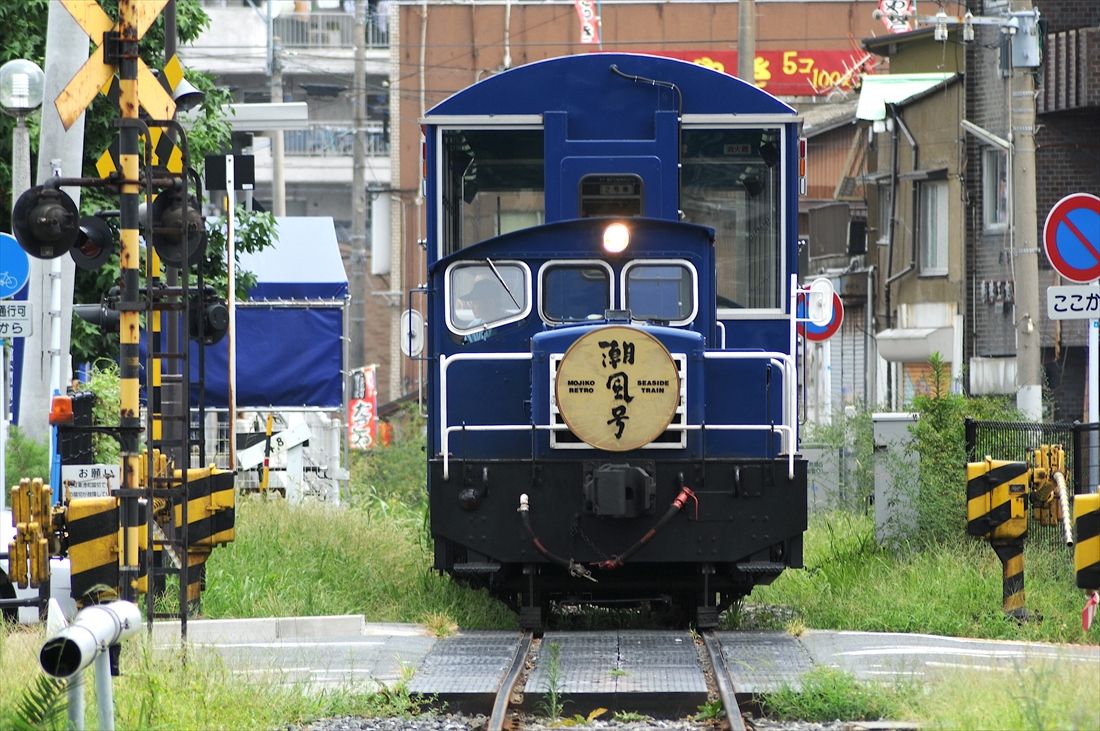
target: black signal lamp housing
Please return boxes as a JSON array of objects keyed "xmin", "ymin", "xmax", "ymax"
[
  {"xmin": 71, "ymin": 215, "xmax": 116, "ymax": 270},
  {"xmin": 12, "ymin": 186, "xmax": 80, "ymax": 259},
  {"xmin": 150, "ymin": 192, "xmax": 206, "ymax": 266}
]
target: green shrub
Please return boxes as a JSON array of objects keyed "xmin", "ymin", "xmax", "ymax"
[
  {"xmin": 75, "ymin": 359, "xmax": 122, "ymax": 465},
  {"xmin": 3, "ymin": 426, "xmax": 50, "ymax": 487},
  {"xmin": 907, "ymin": 353, "xmax": 1021, "ymax": 546},
  {"xmin": 801, "ymin": 405, "xmax": 874, "ymax": 512}
]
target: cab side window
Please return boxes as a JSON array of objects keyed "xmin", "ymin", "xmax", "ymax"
[{"xmin": 448, "ymin": 262, "xmax": 529, "ymax": 332}]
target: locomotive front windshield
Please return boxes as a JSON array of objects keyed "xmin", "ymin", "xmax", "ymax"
[
  {"xmin": 541, "ymin": 263, "xmax": 613, "ymax": 323},
  {"xmin": 681, "ymin": 128, "xmax": 781, "ymax": 310},
  {"xmin": 441, "ymin": 129, "xmax": 544, "ymax": 253},
  {"xmin": 439, "ymin": 124, "xmax": 784, "ymax": 314}
]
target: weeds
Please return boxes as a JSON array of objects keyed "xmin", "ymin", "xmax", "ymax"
[
  {"xmin": 761, "ymin": 667, "xmax": 913, "ymax": 722},
  {"xmin": 537, "ymin": 642, "xmax": 567, "ymax": 722},
  {"xmin": 693, "ymin": 698, "xmax": 724, "ymax": 722},
  {"xmin": 199, "ymin": 498, "xmax": 514, "ymax": 628},
  {"xmin": 2, "ymin": 674, "xmax": 67, "ymax": 731}
]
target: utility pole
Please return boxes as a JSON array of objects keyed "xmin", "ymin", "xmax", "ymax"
[
  {"xmin": 18, "ymin": 3, "xmax": 87, "ymax": 444},
  {"xmin": 1008, "ymin": 0, "xmax": 1043, "ymax": 421},
  {"xmin": 270, "ymin": 38, "xmax": 286, "ymax": 216},
  {"xmin": 738, "ymin": 0, "xmax": 756, "ymax": 84},
  {"xmin": 351, "ymin": 0, "xmax": 368, "ymax": 369}
]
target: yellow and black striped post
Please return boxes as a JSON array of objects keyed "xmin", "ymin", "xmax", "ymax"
[
  {"xmin": 117, "ymin": 0, "xmax": 144, "ymax": 602},
  {"xmin": 1076, "ymin": 493, "xmax": 1100, "ymax": 590},
  {"xmin": 966, "ymin": 457, "xmax": 1031, "ymax": 618},
  {"xmin": 992, "ymin": 539, "xmax": 1027, "ymax": 619}
]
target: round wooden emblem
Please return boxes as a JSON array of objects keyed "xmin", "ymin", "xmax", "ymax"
[{"xmin": 555, "ymin": 326, "xmax": 680, "ymax": 451}]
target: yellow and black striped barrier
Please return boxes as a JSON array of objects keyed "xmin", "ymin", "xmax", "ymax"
[
  {"xmin": 967, "ymin": 457, "xmax": 1030, "ymax": 618},
  {"xmin": 163, "ymin": 467, "xmax": 235, "ymax": 601},
  {"xmin": 67, "ymin": 497, "xmax": 123, "ymax": 601},
  {"xmin": 1076, "ymin": 493, "xmax": 1100, "ymax": 591},
  {"xmin": 966, "ymin": 457, "xmax": 1029, "ymax": 541}
]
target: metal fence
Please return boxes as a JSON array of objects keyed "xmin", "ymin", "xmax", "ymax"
[
  {"xmin": 274, "ymin": 12, "xmax": 389, "ymax": 49},
  {"xmin": 965, "ymin": 418, "xmax": 1100, "ymax": 546},
  {"xmin": 283, "ymin": 127, "xmax": 389, "ymax": 157}
]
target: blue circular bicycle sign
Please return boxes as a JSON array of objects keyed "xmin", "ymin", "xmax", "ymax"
[{"xmin": 0, "ymin": 231, "xmax": 31, "ymax": 299}]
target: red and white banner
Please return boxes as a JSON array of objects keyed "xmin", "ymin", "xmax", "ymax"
[
  {"xmin": 650, "ymin": 50, "xmax": 879, "ymax": 96},
  {"xmin": 574, "ymin": 0, "xmax": 600, "ymax": 44},
  {"xmin": 348, "ymin": 365, "xmax": 378, "ymax": 450},
  {"xmin": 877, "ymin": 0, "xmax": 914, "ymax": 33}
]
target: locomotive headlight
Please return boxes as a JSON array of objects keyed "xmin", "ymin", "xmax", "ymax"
[{"xmin": 602, "ymin": 222, "xmax": 630, "ymax": 254}]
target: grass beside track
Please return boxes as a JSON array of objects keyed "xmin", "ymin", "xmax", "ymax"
[
  {"xmin": 198, "ymin": 496, "xmax": 515, "ymax": 628},
  {"xmin": 0, "ymin": 625, "xmax": 423, "ymax": 730},
  {"xmin": 742, "ymin": 511, "xmax": 1096, "ymax": 645}
]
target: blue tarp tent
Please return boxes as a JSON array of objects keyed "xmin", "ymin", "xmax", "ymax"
[{"xmin": 189, "ymin": 217, "xmax": 348, "ymax": 409}]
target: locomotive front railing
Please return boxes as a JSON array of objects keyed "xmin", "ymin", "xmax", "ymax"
[{"xmin": 439, "ymin": 349, "xmax": 798, "ymax": 480}]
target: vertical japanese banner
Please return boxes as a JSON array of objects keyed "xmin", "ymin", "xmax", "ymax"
[
  {"xmin": 877, "ymin": 0, "xmax": 913, "ymax": 33},
  {"xmin": 348, "ymin": 365, "xmax": 378, "ymax": 450},
  {"xmin": 574, "ymin": 0, "xmax": 600, "ymax": 44}
]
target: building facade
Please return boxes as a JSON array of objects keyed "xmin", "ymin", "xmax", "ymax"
[{"xmin": 389, "ymin": 0, "xmax": 885, "ymax": 405}]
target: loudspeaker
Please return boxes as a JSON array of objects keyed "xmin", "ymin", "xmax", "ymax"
[
  {"xmin": 150, "ymin": 192, "xmax": 206, "ymax": 266},
  {"xmin": 12, "ymin": 186, "xmax": 80, "ymax": 259}
]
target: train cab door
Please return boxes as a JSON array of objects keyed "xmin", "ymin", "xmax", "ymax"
[{"xmin": 544, "ymin": 110, "xmax": 681, "ymax": 222}]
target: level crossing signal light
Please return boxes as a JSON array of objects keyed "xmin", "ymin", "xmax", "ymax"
[
  {"xmin": 189, "ymin": 285, "xmax": 229, "ymax": 345},
  {"xmin": 12, "ymin": 186, "xmax": 116, "ymax": 266},
  {"xmin": 150, "ymin": 191, "xmax": 206, "ymax": 266}
]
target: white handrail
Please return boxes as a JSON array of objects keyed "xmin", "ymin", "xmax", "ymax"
[
  {"xmin": 440, "ymin": 347, "xmax": 800, "ymax": 481},
  {"xmin": 440, "ymin": 352, "xmax": 533, "ymax": 479}
]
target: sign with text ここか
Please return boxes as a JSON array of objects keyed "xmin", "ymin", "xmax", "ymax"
[{"xmin": 1047, "ymin": 284, "xmax": 1100, "ymax": 320}]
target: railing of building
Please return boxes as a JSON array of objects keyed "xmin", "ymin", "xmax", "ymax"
[
  {"xmin": 965, "ymin": 418, "xmax": 1100, "ymax": 546},
  {"xmin": 284, "ymin": 126, "xmax": 390, "ymax": 157},
  {"xmin": 273, "ymin": 12, "xmax": 389, "ymax": 49}
]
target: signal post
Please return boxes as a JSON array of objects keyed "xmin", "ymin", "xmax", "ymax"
[
  {"xmin": 7, "ymin": 0, "xmax": 235, "ymax": 629},
  {"xmin": 115, "ymin": 0, "xmax": 146, "ymax": 602}
]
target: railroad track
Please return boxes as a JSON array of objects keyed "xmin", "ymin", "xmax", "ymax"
[{"xmin": 485, "ymin": 630, "xmax": 746, "ymax": 731}]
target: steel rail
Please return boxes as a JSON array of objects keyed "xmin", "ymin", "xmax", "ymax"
[
  {"xmin": 702, "ymin": 631, "xmax": 746, "ymax": 731},
  {"xmin": 487, "ymin": 630, "xmax": 534, "ymax": 731}
]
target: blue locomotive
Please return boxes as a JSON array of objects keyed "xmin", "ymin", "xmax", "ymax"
[{"xmin": 418, "ymin": 53, "xmax": 808, "ymax": 629}]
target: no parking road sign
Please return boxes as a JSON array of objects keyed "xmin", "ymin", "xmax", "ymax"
[{"xmin": 1043, "ymin": 193, "xmax": 1100, "ymax": 284}]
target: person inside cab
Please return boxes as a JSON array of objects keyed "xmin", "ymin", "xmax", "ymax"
[{"xmin": 461, "ymin": 277, "xmax": 510, "ymax": 342}]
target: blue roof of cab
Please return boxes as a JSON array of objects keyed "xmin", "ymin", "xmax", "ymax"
[{"xmin": 425, "ymin": 53, "xmax": 796, "ymax": 119}]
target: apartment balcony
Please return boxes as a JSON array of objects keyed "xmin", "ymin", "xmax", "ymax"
[
  {"xmin": 1038, "ymin": 27, "xmax": 1100, "ymax": 113},
  {"xmin": 252, "ymin": 126, "xmax": 391, "ymax": 187},
  {"xmin": 274, "ymin": 12, "xmax": 389, "ymax": 49},
  {"xmin": 182, "ymin": 6, "xmax": 389, "ymax": 76}
]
